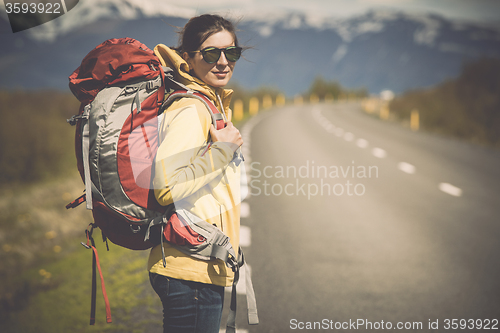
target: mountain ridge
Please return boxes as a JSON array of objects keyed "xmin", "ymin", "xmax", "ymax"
[{"xmin": 1, "ymin": 6, "xmax": 499, "ymax": 95}]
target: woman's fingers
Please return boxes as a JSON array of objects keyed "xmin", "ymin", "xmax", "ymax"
[{"xmin": 209, "ymin": 121, "xmax": 243, "ymax": 148}]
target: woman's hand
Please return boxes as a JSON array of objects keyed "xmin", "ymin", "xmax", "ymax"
[{"xmin": 209, "ymin": 121, "xmax": 243, "ymax": 151}]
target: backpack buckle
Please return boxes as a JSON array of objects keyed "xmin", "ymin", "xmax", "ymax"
[
  {"xmin": 67, "ymin": 114, "xmax": 80, "ymax": 126},
  {"xmin": 67, "ymin": 105, "xmax": 91, "ymax": 126},
  {"xmin": 81, "ymin": 242, "xmax": 91, "ymax": 249},
  {"xmin": 130, "ymin": 224, "xmax": 141, "ymax": 233}
]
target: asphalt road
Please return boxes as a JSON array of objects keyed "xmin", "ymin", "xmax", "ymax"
[{"xmin": 231, "ymin": 102, "xmax": 500, "ymax": 332}]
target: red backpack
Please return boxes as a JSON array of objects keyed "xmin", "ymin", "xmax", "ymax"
[{"xmin": 66, "ymin": 38, "xmax": 258, "ymax": 330}]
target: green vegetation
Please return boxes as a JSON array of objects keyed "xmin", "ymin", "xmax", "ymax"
[
  {"xmin": 0, "ymin": 90, "xmax": 80, "ymax": 185},
  {"xmin": 0, "ymin": 176, "xmax": 161, "ymax": 333},
  {"xmin": 228, "ymin": 77, "xmax": 367, "ymax": 113},
  {"xmin": 306, "ymin": 76, "xmax": 368, "ymax": 100},
  {"xmin": 389, "ymin": 58, "xmax": 500, "ymax": 148},
  {"xmin": 3, "ymin": 236, "xmax": 160, "ymax": 333}
]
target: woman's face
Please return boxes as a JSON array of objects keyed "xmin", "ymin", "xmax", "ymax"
[{"xmin": 184, "ymin": 30, "xmax": 236, "ymax": 88}]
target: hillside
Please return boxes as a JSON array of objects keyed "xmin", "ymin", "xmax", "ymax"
[{"xmin": 389, "ymin": 58, "xmax": 500, "ymax": 147}]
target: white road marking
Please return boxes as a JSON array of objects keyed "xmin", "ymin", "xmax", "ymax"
[
  {"xmin": 240, "ymin": 182, "xmax": 249, "ymax": 202},
  {"xmin": 325, "ymin": 123, "xmax": 335, "ymax": 132},
  {"xmin": 397, "ymin": 162, "xmax": 416, "ymax": 174},
  {"xmin": 439, "ymin": 183, "xmax": 463, "ymax": 197},
  {"xmin": 240, "ymin": 116, "xmax": 253, "ymax": 195},
  {"xmin": 356, "ymin": 138, "xmax": 368, "ymax": 148},
  {"xmin": 220, "ymin": 329, "xmax": 248, "ymax": 333},
  {"xmin": 241, "ymin": 146, "xmax": 250, "ymax": 159},
  {"xmin": 240, "ymin": 202, "xmax": 250, "ymax": 218},
  {"xmin": 344, "ymin": 132, "xmax": 354, "ymax": 141},
  {"xmin": 241, "ymin": 138, "xmax": 250, "ymax": 146},
  {"xmin": 309, "ymin": 107, "xmax": 466, "ymax": 198},
  {"xmin": 240, "ymin": 225, "xmax": 251, "ymax": 247},
  {"xmin": 313, "ymin": 109, "xmax": 336, "ymax": 134},
  {"xmin": 372, "ymin": 147, "xmax": 387, "ymax": 158}
]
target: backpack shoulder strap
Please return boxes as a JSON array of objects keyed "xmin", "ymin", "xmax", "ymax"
[{"xmin": 161, "ymin": 90, "xmax": 226, "ymax": 130}]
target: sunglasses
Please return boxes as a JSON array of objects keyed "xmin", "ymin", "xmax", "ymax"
[{"xmin": 192, "ymin": 46, "xmax": 242, "ymax": 64}]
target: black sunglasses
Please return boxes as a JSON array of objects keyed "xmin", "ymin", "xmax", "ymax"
[{"xmin": 192, "ymin": 46, "xmax": 242, "ymax": 64}]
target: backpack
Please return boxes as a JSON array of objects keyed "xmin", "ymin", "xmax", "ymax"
[{"xmin": 66, "ymin": 38, "xmax": 258, "ymax": 331}]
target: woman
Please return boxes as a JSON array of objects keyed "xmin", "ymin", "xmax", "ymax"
[{"xmin": 148, "ymin": 14, "xmax": 244, "ymax": 333}]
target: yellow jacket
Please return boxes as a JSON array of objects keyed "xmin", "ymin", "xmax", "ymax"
[{"xmin": 147, "ymin": 44, "xmax": 242, "ymax": 287}]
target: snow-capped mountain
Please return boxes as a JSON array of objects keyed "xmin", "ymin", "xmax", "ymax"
[
  {"xmin": 1, "ymin": 2, "xmax": 499, "ymax": 95},
  {"xmin": 23, "ymin": 0, "xmax": 196, "ymax": 42}
]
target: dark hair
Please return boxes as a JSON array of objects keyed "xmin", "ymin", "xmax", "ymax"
[{"xmin": 177, "ymin": 14, "xmax": 239, "ymax": 54}]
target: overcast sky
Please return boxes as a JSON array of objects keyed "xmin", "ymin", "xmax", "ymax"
[{"xmin": 185, "ymin": 0, "xmax": 500, "ymax": 25}]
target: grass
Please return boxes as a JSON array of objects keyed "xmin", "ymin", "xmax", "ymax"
[
  {"xmin": 0, "ymin": 174, "xmax": 163, "ymax": 333},
  {"xmin": 3, "ymin": 240, "xmax": 162, "ymax": 333}
]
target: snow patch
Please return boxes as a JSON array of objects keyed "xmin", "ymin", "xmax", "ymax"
[
  {"xmin": 331, "ymin": 44, "xmax": 348, "ymax": 63},
  {"xmin": 258, "ymin": 25, "xmax": 274, "ymax": 38},
  {"xmin": 356, "ymin": 21, "xmax": 385, "ymax": 34},
  {"xmin": 411, "ymin": 15, "xmax": 441, "ymax": 46},
  {"xmin": 27, "ymin": 0, "xmax": 195, "ymax": 42}
]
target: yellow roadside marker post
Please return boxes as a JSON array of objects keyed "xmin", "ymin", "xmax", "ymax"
[
  {"xmin": 276, "ymin": 94, "xmax": 286, "ymax": 107},
  {"xmin": 249, "ymin": 97, "xmax": 259, "ymax": 115},
  {"xmin": 309, "ymin": 93, "xmax": 319, "ymax": 104},
  {"xmin": 410, "ymin": 109, "xmax": 420, "ymax": 131},
  {"xmin": 263, "ymin": 95, "xmax": 273, "ymax": 109},
  {"xmin": 380, "ymin": 103, "xmax": 390, "ymax": 120},
  {"xmin": 233, "ymin": 99, "xmax": 244, "ymax": 121}
]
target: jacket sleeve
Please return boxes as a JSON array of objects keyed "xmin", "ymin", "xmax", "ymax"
[{"xmin": 153, "ymin": 99, "xmax": 235, "ymax": 206}]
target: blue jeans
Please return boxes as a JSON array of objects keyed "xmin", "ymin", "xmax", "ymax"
[{"xmin": 149, "ymin": 272, "xmax": 224, "ymax": 333}]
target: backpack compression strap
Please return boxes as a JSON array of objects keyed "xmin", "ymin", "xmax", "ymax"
[
  {"xmin": 82, "ymin": 223, "xmax": 112, "ymax": 325},
  {"xmin": 80, "ymin": 104, "xmax": 93, "ymax": 209},
  {"xmin": 226, "ymin": 248, "xmax": 259, "ymax": 333}
]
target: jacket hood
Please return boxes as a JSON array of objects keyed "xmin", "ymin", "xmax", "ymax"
[{"xmin": 154, "ymin": 44, "xmax": 233, "ymax": 115}]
